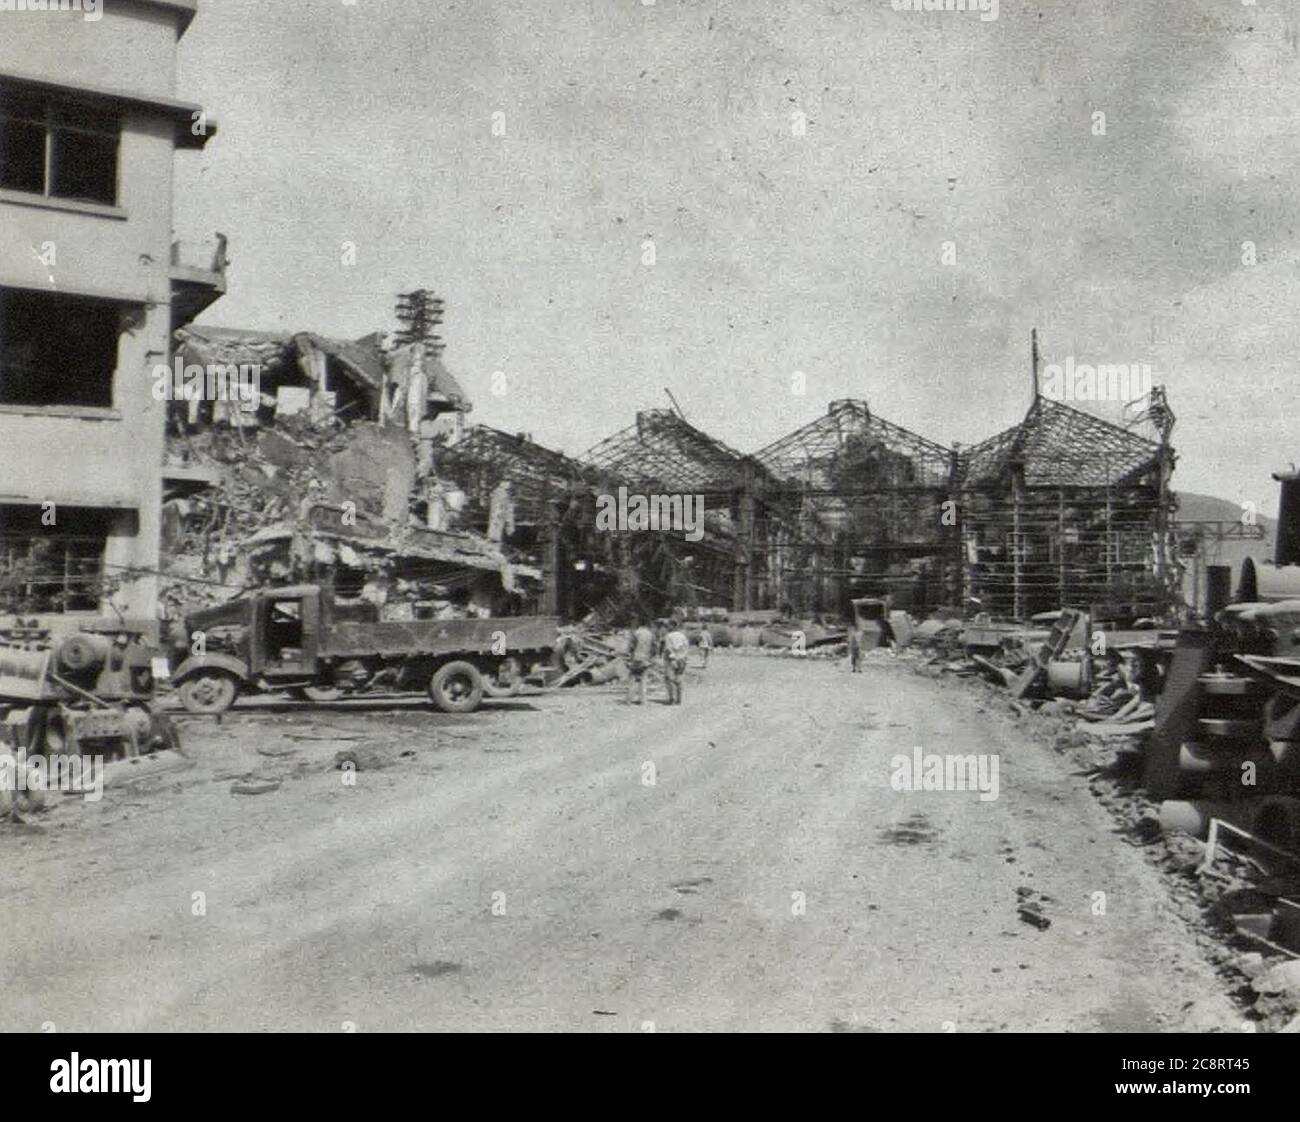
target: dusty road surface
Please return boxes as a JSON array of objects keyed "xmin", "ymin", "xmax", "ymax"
[{"xmin": 0, "ymin": 654, "xmax": 1224, "ymax": 1032}]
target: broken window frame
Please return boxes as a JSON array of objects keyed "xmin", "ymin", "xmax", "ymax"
[
  {"xmin": 0, "ymin": 505, "xmax": 113, "ymax": 614},
  {"xmin": 0, "ymin": 286, "xmax": 122, "ymax": 409},
  {"xmin": 0, "ymin": 88, "xmax": 121, "ymax": 207}
]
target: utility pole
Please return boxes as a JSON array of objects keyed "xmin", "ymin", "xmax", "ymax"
[
  {"xmin": 1030, "ymin": 327, "xmax": 1040, "ymax": 403},
  {"xmin": 394, "ymin": 290, "xmax": 446, "ymax": 355}
]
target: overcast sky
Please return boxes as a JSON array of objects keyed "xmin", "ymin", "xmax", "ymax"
[{"xmin": 174, "ymin": 0, "xmax": 1300, "ymax": 512}]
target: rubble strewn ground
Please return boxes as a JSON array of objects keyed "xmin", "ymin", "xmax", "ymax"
[
  {"xmin": 908, "ymin": 648, "xmax": 1300, "ymax": 1032},
  {"xmin": 0, "ymin": 653, "xmax": 1243, "ymax": 1032}
]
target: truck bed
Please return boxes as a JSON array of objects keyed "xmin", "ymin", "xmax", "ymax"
[{"xmin": 321, "ymin": 616, "xmax": 560, "ymax": 659}]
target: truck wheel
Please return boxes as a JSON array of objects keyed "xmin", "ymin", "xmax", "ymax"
[
  {"xmin": 428, "ymin": 661, "xmax": 484, "ymax": 714},
  {"xmin": 178, "ymin": 672, "xmax": 239, "ymax": 714}
]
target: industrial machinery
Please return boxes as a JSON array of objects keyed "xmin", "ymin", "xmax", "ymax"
[
  {"xmin": 0, "ymin": 622, "xmax": 178, "ymax": 760},
  {"xmin": 1147, "ymin": 470, "xmax": 1300, "ymax": 815}
]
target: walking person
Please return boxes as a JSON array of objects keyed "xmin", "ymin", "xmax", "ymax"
[
  {"xmin": 626, "ymin": 618, "xmax": 656, "ymax": 705},
  {"xmin": 697, "ymin": 624, "xmax": 713, "ymax": 669},
  {"xmin": 848, "ymin": 626, "xmax": 863, "ymax": 673},
  {"xmin": 661, "ymin": 619, "xmax": 690, "ymax": 705}
]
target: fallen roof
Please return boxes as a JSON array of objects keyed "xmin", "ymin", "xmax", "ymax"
[{"xmin": 175, "ymin": 326, "xmax": 472, "ymax": 409}]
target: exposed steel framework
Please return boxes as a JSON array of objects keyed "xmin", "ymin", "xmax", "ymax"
[{"xmin": 433, "ymin": 391, "xmax": 1177, "ymax": 623}]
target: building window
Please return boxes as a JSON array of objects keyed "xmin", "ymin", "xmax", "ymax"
[
  {"xmin": 0, "ymin": 89, "xmax": 120, "ymax": 206},
  {"xmin": 0, "ymin": 288, "xmax": 120, "ymax": 408},
  {"xmin": 0, "ymin": 505, "xmax": 113, "ymax": 613}
]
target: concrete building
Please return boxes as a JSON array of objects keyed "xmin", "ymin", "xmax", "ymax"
[{"xmin": 0, "ymin": 0, "xmax": 223, "ymax": 635}]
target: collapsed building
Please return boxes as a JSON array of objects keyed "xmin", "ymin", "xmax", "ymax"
[{"xmin": 156, "ymin": 325, "xmax": 535, "ymax": 623}]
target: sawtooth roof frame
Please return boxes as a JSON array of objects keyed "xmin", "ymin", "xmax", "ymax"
[
  {"xmin": 583, "ymin": 409, "xmax": 757, "ymax": 495},
  {"xmin": 959, "ymin": 395, "xmax": 1163, "ymax": 489},
  {"xmin": 753, "ymin": 399, "xmax": 954, "ymax": 493},
  {"xmin": 438, "ymin": 425, "xmax": 603, "ymax": 498}
]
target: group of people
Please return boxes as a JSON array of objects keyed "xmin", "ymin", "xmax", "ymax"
[{"xmin": 626, "ymin": 618, "xmax": 709, "ymax": 705}]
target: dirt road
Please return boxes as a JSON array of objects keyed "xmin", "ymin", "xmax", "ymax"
[{"xmin": 0, "ymin": 655, "xmax": 1225, "ymax": 1032}]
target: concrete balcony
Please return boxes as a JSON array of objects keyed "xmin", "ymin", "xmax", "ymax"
[{"xmin": 170, "ymin": 235, "xmax": 227, "ymax": 330}]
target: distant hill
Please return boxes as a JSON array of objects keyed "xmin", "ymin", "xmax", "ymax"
[
  {"xmin": 1175, "ymin": 491, "xmax": 1276, "ymax": 544},
  {"xmin": 1173, "ymin": 492, "xmax": 1275, "ymax": 593}
]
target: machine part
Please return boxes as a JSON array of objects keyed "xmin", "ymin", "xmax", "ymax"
[
  {"xmin": 1159, "ymin": 799, "xmax": 1237, "ymax": 839},
  {"xmin": 1265, "ymin": 693, "xmax": 1300, "ymax": 742},
  {"xmin": 0, "ymin": 707, "xmax": 36, "ymax": 752},
  {"xmin": 334, "ymin": 660, "xmax": 370, "ymax": 688},
  {"xmin": 290, "ymin": 685, "xmax": 344, "ymax": 703},
  {"xmin": 1271, "ymin": 740, "xmax": 1300, "ymax": 766},
  {"xmin": 1252, "ymin": 797, "xmax": 1300, "ymax": 854},
  {"xmin": 178, "ymin": 671, "xmax": 240, "ymax": 715},
  {"xmin": 1046, "ymin": 660, "xmax": 1086, "ymax": 697},
  {"xmin": 1011, "ymin": 610, "xmax": 1083, "ymax": 700},
  {"xmin": 1198, "ymin": 717, "xmax": 1263, "ymax": 738},
  {"xmin": 58, "ymin": 633, "xmax": 110, "ymax": 672},
  {"xmin": 428, "ymin": 661, "xmax": 484, "ymax": 714},
  {"xmin": 41, "ymin": 708, "xmax": 69, "ymax": 755},
  {"xmin": 1238, "ymin": 559, "xmax": 1300, "ymax": 603},
  {"xmin": 0, "ymin": 647, "xmax": 54, "ymax": 702},
  {"xmin": 1198, "ymin": 671, "xmax": 1260, "ymax": 697},
  {"xmin": 1206, "ymin": 565, "xmax": 1233, "ymax": 620},
  {"xmin": 1179, "ymin": 742, "xmax": 1227, "ymax": 772}
]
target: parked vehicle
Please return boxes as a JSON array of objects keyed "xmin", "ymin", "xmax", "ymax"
[{"xmin": 168, "ymin": 584, "xmax": 559, "ymax": 715}]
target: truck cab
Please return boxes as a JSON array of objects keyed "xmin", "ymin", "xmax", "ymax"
[{"xmin": 249, "ymin": 586, "xmax": 322, "ymax": 681}]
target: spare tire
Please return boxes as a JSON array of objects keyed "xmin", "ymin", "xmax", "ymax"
[
  {"xmin": 482, "ymin": 657, "xmax": 522, "ymax": 699},
  {"xmin": 428, "ymin": 661, "xmax": 484, "ymax": 714}
]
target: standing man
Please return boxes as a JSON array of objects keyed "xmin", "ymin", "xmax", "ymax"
[
  {"xmin": 697, "ymin": 624, "xmax": 713, "ymax": 669},
  {"xmin": 627, "ymin": 618, "xmax": 656, "ymax": 705},
  {"xmin": 662, "ymin": 619, "xmax": 690, "ymax": 705},
  {"xmin": 848, "ymin": 626, "xmax": 863, "ymax": 673}
]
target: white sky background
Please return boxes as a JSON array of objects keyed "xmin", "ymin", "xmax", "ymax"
[{"xmin": 173, "ymin": 0, "xmax": 1300, "ymax": 512}]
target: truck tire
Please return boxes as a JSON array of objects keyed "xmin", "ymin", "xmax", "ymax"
[
  {"xmin": 178, "ymin": 671, "xmax": 240, "ymax": 715},
  {"xmin": 428, "ymin": 661, "xmax": 484, "ymax": 714}
]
